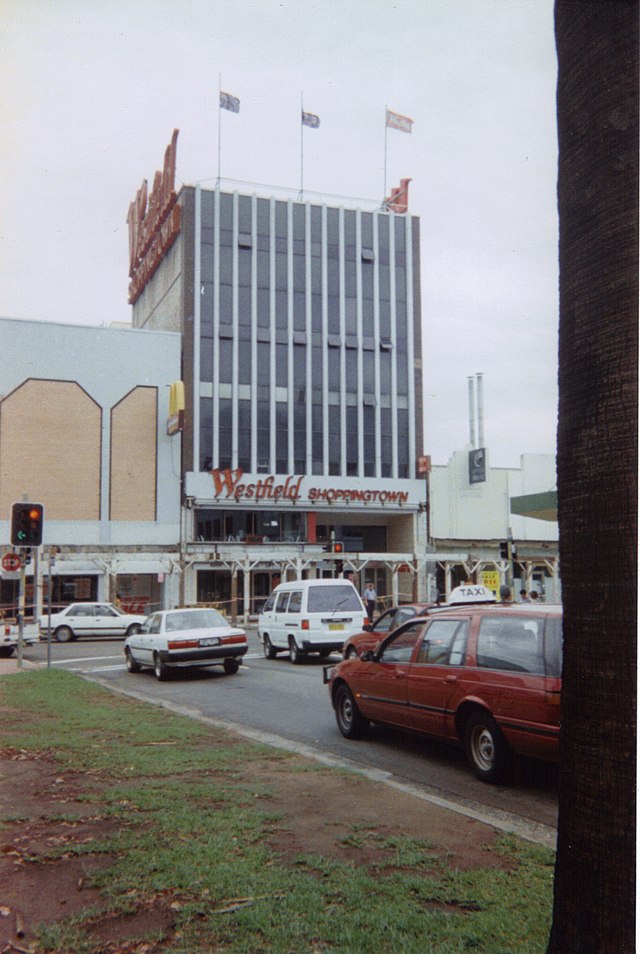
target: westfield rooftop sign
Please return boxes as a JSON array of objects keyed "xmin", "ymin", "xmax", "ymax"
[
  {"xmin": 186, "ymin": 468, "xmax": 416, "ymax": 507},
  {"xmin": 127, "ymin": 129, "xmax": 181, "ymax": 304}
]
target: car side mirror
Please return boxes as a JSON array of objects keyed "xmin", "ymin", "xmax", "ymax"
[{"xmin": 361, "ymin": 650, "xmax": 376, "ymax": 662}]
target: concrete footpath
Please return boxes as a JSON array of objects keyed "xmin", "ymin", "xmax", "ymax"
[{"xmin": 0, "ymin": 656, "xmax": 37, "ymax": 675}]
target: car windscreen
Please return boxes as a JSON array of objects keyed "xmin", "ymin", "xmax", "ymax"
[
  {"xmin": 307, "ymin": 586, "xmax": 362, "ymax": 613},
  {"xmin": 164, "ymin": 609, "xmax": 228, "ymax": 632}
]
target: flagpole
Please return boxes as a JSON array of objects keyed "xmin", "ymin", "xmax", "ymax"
[
  {"xmin": 300, "ymin": 92, "xmax": 304, "ymax": 200},
  {"xmin": 383, "ymin": 105, "xmax": 388, "ymax": 205},
  {"xmin": 217, "ymin": 73, "xmax": 222, "ymax": 185}
]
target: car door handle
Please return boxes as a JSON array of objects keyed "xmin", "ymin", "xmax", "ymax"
[
  {"xmin": 394, "ymin": 669, "xmax": 407, "ymax": 678},
  {"xmin": 445, "ymin": 675, "xmax": 458, "ymax": 683}
]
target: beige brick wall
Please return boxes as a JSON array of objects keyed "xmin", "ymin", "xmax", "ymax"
[
  {"xmin": 0, "ymin": 379, "xmax": 101, "ymax": 519},
  {"xmin": 110, "ymin": 387, "xmax": 157, "ymax": 521}
]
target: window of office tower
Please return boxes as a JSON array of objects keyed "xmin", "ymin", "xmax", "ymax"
[{"xmin": 238, "ymin": 400, "xmax": 251, "ymax": 472}]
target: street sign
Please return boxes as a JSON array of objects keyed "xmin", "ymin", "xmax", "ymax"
[{"xmin": 2, "ymin": 552, "xmax": 22, "ymax": 573}]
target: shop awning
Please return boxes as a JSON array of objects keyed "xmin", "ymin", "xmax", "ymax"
[
  {"xmin": 112, "ymin": 560, "xmax": 171, "ymax": 575},
  {"xmin": 510, "ymin": 491, "xmax": 558, "ymax": 522},
  {"xmin": 51, "ymin": 561, "xmax": 102, "ymax": 575}
]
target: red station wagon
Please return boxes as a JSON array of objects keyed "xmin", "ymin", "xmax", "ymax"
[{"xmin": 325, "ymin": 602, "xmax": 562, "ymax": 783}]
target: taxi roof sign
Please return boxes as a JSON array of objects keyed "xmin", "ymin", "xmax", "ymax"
[{"xmin": 448, "ymin": 585, "xmax": 496, "ymax": 606}]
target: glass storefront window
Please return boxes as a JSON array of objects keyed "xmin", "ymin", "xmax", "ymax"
[{"xmin": 195, "ymin": 509, "xmax": 306, "ymax": 543}]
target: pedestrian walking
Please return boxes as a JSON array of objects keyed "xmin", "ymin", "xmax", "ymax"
[{"xmin": 364, "ymin": 582, "xmax": 377, "ymax": 622}]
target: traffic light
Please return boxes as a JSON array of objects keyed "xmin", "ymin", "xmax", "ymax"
[
  {"xmin": 499, "ymin": 540, "xmax": 509, "ymax": 560},
  {"xmin": 322, "ymin": 540, "xmax": 344, "ymax": 554},
  {"xmin": 10, "ymin": 502, "xmax": 44, "ymax": 547}
]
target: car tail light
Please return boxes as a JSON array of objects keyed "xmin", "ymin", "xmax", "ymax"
[
  {"xmin": 362, "ymin": 618, "xmax": 368, "ymax": 628},
  {"xmin": 219, "ymin": 634, "xmax": 247, "ymax": 646},
  {"xmin": 168, "ymin": 639, "xmax": 199, "ymax": 650},
  {"xmin": 301, "ymin": 619, "xmax": 310, "ymax": 630}
]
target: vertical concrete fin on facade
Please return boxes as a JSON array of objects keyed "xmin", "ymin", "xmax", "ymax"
[
  {"xmin": 0, "ymin": 379, "xmax": 101, "ymax": 520},
  {"xmin": 109, "ymin": 387, "xmax": 158, "ymax": 521}
]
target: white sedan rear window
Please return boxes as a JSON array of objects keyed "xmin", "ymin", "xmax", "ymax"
[{"xmin": 165, "ymin": 609, "xmax": 227, "ymax": 632}]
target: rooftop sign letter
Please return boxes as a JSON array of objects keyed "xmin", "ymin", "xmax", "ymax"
[{"xmin": 127, "ymin": 130, "xmax": 181, "ymax": 304}]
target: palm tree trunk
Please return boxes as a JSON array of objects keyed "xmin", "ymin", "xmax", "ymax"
[{"xmin": 550, "ymin": 2, "xmax": 638, "ymax": 951}]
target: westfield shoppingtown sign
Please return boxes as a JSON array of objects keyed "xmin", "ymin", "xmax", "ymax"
[{"xmin": 185, "ymin": 469, "xmax": 426, "ymax": 510}]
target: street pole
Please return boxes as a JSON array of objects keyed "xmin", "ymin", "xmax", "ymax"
[
  {"xmin": 17, "ymin": 560, "xmax": 26, "ymax": 669},
  {"xmin": 47, "ymin": 547, "xmax": 55, "ymax": 668},
  {"xmin": 507, "ymin": 528, "xmax": 515, "ymax": 597}
]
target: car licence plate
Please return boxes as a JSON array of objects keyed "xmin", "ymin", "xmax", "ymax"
[
  {"xmin": 199, "ymin": 637, "xmax": 220, "ymax": 647},
  {"xmin": 328, "ymin": 623, "xmax": 344, "ymax": 632}
]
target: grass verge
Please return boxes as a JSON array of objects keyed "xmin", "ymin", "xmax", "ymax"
[{"xmin": 0, "ymin": 669, "xmax": 554, "ymax": 953}]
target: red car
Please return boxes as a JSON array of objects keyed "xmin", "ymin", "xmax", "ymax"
[
  {"xmin": 342, "ymin": 603, "xmax": 433, "ymax": 659},
  {"xmin": 325, "ymin": 602, "xmax": 562, "ymax": 784}
]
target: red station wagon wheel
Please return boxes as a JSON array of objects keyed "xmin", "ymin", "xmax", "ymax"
[
  {"xmin": 334, "ymin": 683, "xmax": 369, "ymax": 739},
  {"xmin": 463, "ymin": 710, "xmax": 512, "ymax": 784}
]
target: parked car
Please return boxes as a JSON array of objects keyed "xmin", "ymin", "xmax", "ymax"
[
  {"xmin": 324, "ymin": 602, "xmax": 562, "ymax": 783},
  {"xmin": 342, "ymin": 603, "xmax": 433, "ymax": 659},
  {"xmin": 124, "ymin": 607, "xmax": 247, "ymax": 680},
  {"xmin": 258, "ymin": 579, "xmax": 368, "ymax": 663},
  {"xmin": 39, "ymin": 602, "xmax": 147, "ymax": 642}
]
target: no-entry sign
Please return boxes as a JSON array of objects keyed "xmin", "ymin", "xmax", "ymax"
[{"xmin": 1, "ymin": 552, "xmax": 22, "ymax": 573}]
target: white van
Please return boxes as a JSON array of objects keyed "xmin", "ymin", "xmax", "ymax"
[{"xmin": 258, "ymin": 579, "xmax": 368, "ymax": 663}]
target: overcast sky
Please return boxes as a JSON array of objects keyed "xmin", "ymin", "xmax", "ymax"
[{"xmin": 1, "ymin": 0, "xmax": 558, "ymax": 469}]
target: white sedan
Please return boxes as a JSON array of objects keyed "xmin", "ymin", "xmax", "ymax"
[
  {"xmin": 39, "ymin": 602, "xmax": 147, "ymax": 642},
  {"xmin": 124, "ymin": 607, "xmax": 248, "ymax": 680}
]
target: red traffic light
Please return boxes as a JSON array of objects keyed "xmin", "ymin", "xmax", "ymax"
[
  {"xmin": 10, "ymin": 502, "xmax": 44, "ymax": 547},
  {"xmin": 334, "ymin": 542, "xmax": 344, "ymax": 554}
]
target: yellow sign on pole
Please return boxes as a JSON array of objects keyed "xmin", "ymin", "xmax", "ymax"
[{"xmin": 481, "ymin": 570, "xmax": 501, "ymax": 599}]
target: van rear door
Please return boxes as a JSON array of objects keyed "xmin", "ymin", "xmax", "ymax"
[{"xmin": 306, "ymin": 583, "xmax": 366, "ymax": 644}]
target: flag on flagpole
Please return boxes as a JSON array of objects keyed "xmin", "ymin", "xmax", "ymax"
[
  {"xmin": 386, "ymin": 108, "xmax": 413, "ymax": 133},
  {"xmin": 301, "ymin": 110, "xmax": 320, "ymax": 129},
  {"xmin": 220, "ymin": 91, "xmax": 240, "ymax": 113}
]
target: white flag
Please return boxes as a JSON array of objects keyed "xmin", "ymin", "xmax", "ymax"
[
  {"xmin": 386, "ymin": 108, "xmax": 413, "ymax": 133},
  {"xmin": 220, "ymin": 91, "xmax": 240, "ymax": 113}
]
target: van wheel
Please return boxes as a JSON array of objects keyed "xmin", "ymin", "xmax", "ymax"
[
  {"xmin": 263, "ymin": 635, "xmax": 277, "ymax": 659},
  {"xmin": 289, "ymin": 637, "xmax": 305, "ymax": 664},
  {"xmin": 334, "ymin": 683, "xmax": 369, "ymax": 739},
  {"xmin": 464, "ymin": 710, "xmax": 511, "ymax": 784}
]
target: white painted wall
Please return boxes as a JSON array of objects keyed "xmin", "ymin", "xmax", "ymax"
[
  {"xmin": 429, "ymin": 449, "xmax": 558, "ymax": 542},
  {"xmin": 0, "ymin": 317, "xmax": 181, "ymax": 546}
]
